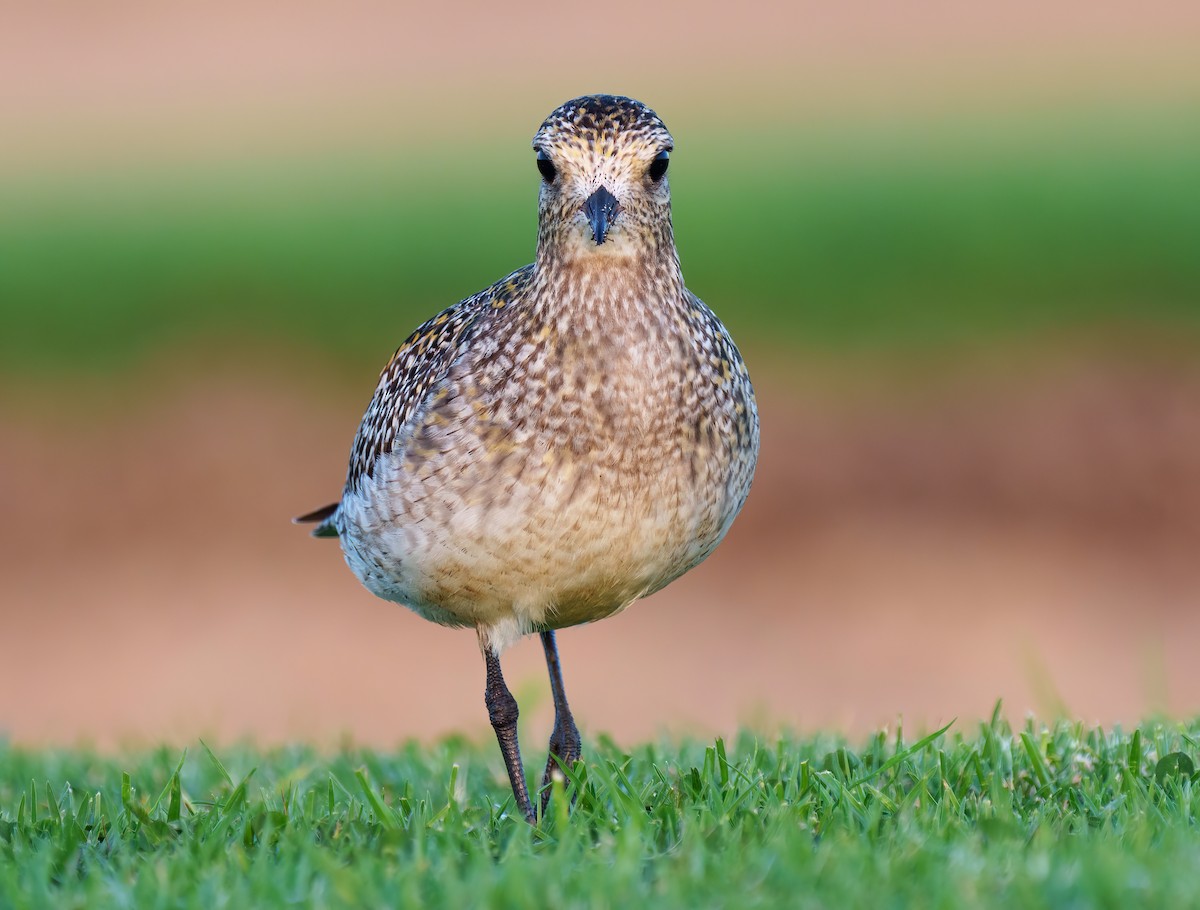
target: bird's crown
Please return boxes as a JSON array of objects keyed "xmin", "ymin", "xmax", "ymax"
[{"xmin": 533, "ymin": 95, "xmax": 673, "ymax": 155}]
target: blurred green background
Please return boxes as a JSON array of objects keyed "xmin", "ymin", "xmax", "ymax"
[
  {"xmin": 5, "ymin": 108, "xmax": 1199, "ymax": 380},
  {"xmin": 3, "ymin": 0, "xmax": 1199, "ymax": 747}
]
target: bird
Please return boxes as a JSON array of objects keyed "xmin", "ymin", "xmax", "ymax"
[{"xmin": 296, "ymin": 94, "xmax": 759, "ymax": 823}]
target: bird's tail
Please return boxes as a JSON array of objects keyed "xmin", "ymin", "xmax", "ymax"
[{"xmin": 293, "ymin": 502, "xmax": 341, "ymax": 538}]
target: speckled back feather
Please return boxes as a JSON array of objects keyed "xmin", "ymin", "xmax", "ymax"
[{"xmin": 344, "ymin": 267, "xmax": 534, "ymax": 493}]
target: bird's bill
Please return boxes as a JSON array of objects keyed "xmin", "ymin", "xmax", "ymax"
[{"xmin": 582, "ymin": 186, "xmax": 620, "ymax": 245}]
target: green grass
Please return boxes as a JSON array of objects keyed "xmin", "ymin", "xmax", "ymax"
[
  {"xmin": 3, "ymin": 107, "xmax": 1199, "ymax": 382},
  {"xmin": 3, "ymin": 712, "xmax": 1200, "ymax": 908}
]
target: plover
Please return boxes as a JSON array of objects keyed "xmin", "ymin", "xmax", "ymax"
[{"xmin": 298, "ymin": 94, "xmax": 759, "ymax": 822}]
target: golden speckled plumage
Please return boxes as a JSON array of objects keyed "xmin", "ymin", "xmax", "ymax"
[
  {"xmin": 307, "ymin": 95, "xmax": 759, "ymax": 655},
  {"xmin": 301, "ymin": 94, "xmax": 759, "ymax": 821}
]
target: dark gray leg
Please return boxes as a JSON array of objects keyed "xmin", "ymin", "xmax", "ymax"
[
  {"xmin": 540, "ymin": 630, "xmax": 582, "ymax": 813},
  {"xmin": 484, "ymin": 647, "xmax": 535, "ymax": 823}
]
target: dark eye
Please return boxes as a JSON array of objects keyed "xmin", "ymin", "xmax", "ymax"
[
  {"xmin": 536, "ymin": 150, "xmax": 557, "ymax": 183},
  {"xmin": 648, "ymin": 150, "xmax": 670, "ymax": 182}
]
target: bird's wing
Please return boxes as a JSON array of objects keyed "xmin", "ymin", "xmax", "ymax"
[
  {"xmin": 344, "ymin": 302, "xmax": 482, "ymax": 494},
  {"xmin": 344, "ymin": 266, "xmax": 534, "ymax": 494},
  {"xmin": 684, "ymin": 289, "xmax": 759, "ymax": 436},
  {"xmin": 295, "ymin": 266, "xmax": 533, "ymax": 537}
]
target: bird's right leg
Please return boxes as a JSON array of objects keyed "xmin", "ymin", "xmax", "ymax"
[
  {"xmin": 539, "ymin": 629, "xmax": 582, "ymax": 813},
  {"xmin": 483, "ymin": 644, "xmax": 535, "ymax": 823}
]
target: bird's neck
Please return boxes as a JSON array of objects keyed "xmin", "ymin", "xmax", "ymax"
[
  {"xmin": 533, "ymin": 235, "xmax": 685, "ymax": 295},
  {"xmin": 535, "ymin": 215, "xmax": 682, "ymax": 274},
  {"xmin": 524, "ymin": 246, "xmax": 690, "ymax": 369},
  {"xmin": 529, "ymin": 245, "xmax": 686, "ymax": 325}
]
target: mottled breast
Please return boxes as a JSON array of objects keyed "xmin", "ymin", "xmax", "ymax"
[{"xmin": 338, "ymin": 267, "xmax": 758, "ymax": 633}]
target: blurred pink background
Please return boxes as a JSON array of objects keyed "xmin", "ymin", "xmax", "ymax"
[{"xmin": 2, "ymin": 0, "xmax": 1199, "ymax": 748}]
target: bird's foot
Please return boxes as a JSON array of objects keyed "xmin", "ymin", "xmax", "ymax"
[{"xmin": 540, "ymin": 714, "xmax": 582, "ymax": 814}]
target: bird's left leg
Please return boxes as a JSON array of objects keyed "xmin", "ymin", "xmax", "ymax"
[
  {"xmin": 539, "ymin": 629, "xmax": 582, "ymax": 812},
  {"xmin": 483, "ymin": 643, "xmax": 535, "ymax": 823}
]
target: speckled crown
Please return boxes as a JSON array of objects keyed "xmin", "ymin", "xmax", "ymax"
[{"xmin": 533, "ymin": 95, "xmax": 673, "ymax": 152}]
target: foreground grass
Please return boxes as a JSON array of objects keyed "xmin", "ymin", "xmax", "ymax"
[{"xmin": 3, "ymin": 713, "xmax": 1199, "ymax": 908}]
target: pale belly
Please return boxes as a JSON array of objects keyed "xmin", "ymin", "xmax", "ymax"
[{"xmin": 337, "ymin": 433, "xmax": 742, "ymax": 646}]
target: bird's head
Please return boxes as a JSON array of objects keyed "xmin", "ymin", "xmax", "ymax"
[{"xmin": 532, "ymin": 95, "xmax": 675, "ymax": 265}]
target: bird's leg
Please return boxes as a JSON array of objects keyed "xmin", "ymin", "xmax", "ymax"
[
  {"xmin": 484, "ymin": 645, "xmax": 535, "ymax": 823},
  {"xmin": 539, "ymin": 630, "xmax": 582, "ymax": 813}
]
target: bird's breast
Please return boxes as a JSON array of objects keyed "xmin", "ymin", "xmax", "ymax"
[{"xmin": 339, "ymin": 283, "xmax": 757, "ymax": 631}]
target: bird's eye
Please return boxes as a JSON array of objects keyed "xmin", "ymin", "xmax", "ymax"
[
  {"xmin": 648, "ymin": 150, "xmax": 670, "ymax": 182},
  {"xmin": 536, "ymin": 150, "xmax": 557, "ymax": 183}
]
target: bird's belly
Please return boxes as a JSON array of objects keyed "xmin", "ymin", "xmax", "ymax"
[{"xmin": 337, "ymin": 442, "xmax": 736, "ymax": 633}]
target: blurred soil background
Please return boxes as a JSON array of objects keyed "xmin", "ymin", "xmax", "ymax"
[{"xmin": 2, "ymin": 0, "xmax": 1199, "ymax": 748}]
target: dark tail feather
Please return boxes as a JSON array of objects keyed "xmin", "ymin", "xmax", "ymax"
[{"xmin": 293, "ymin": 502, "xmax": 340, "ymax": 538}]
